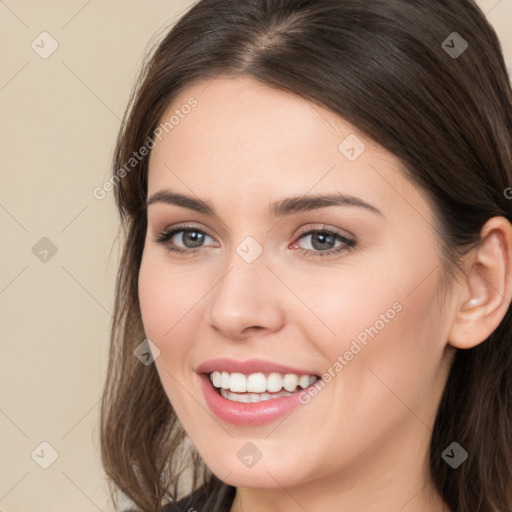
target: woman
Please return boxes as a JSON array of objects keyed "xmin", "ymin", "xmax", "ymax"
[{"xmin": 99, "ymin": 0, "xmax": 512, "ymax": 511}]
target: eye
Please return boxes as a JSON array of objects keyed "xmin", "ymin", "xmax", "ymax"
[
  {"xmin": 153, "ymin": 223, "xmax": 357, "ymax": 259},
  {"xmin": 291, "ymin": 226, "xmax": 356, "ymax": 258},
  {"xmin": 153, "ymin": 223, "xmax": 217, "ymax": 256}
]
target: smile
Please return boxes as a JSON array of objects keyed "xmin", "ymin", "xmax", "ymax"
[
  {"xmin": 209, "ymin": 371, "xmax": 318, "ymax": 403},
  {"xmin": 195, "ymin": 359, "xmax": 322, "ymax": 425}
]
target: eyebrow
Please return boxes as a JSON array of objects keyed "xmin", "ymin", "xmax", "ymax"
[{"xmin": 147, "ymin": 189, "xmax": 384, "ymax": 217}]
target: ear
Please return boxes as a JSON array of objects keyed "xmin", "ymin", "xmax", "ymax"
[{"xmin": 448, "ymin": 216, "xmax": 512, "ymax": 349}]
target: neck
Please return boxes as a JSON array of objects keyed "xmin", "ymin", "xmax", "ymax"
[
  {"xmin": 228, "ymin": 421, "xmax": 452, "ymax": 512},
  {"xmin": 230, "ymin": 475, "xmax": 451, "ymax": 512}
]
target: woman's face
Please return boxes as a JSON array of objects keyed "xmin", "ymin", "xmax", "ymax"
[{"xmin": 138, "ymin": 76, "xmax": 457, "ymax": 495}]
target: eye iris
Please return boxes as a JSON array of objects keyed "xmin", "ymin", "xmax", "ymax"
[
  {"xmin": 182, "ymin": 230, "xmax": 204, "ymax": 248},
  {"xmin": 311, "ymin": 232, "xmax": 335, "ymax": 250}
]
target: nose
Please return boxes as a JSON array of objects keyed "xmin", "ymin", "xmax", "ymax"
[{"xmin": 204, "ymin": 254, "xmax": 285, "ymax": 341}]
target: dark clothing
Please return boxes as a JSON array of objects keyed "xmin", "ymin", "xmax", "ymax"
[
  {"xmin": 161, "ymin": 484, "xmax": 236, "ymax": 512},
  {"xmin": 161, "ymin": 491, "xmax": 202, "ymax": 511},
  {"xmin": 161, "ymin": 499, "xmax": 191, "ymax": 511}
]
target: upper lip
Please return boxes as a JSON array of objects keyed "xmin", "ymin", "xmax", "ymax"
[{"xmin": 196, "ymin": 358, "xmax": 319, "ymax": 376}]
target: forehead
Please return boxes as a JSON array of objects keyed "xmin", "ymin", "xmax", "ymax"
[
  {"xmin": 152, "ymin": 74, "xmax": 370, "ymax": 163},
  {"xmin": 146, "ymin": 75, "xmax": 429, "ymax": 223}
]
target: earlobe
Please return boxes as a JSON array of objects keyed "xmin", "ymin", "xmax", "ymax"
[{"xmin": 447, "ymin": 216, "xmax": 512, "ymax": 350}]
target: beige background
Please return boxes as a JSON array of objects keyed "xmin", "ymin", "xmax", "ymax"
[{"xmin": 0, "ymin": 1, "xmax": 511, "ymax": 511}]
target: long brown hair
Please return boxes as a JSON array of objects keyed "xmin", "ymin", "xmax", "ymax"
[{"xmin": 99, "ymin": 1, "xmax": 512, "ymax": 510}]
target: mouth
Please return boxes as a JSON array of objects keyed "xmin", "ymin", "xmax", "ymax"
[
  {"xmin": 196, "ymin": 358, "xmax": 323, "ymax": 424},
  {"xmin": 207, "ymin": 371, "xmax": 320, "ymax": 403}
]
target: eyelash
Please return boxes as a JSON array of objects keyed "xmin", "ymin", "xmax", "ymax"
[{"xmin": 152, "ymin": 222, "xmax": 357, "ymax": 259}]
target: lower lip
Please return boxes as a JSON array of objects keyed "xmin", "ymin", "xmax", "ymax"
[{"xmin": 198, "ymin": 373, "xmax": 310, "ymax": 426}]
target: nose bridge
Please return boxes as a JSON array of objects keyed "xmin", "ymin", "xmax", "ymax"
[
  {"xmin": 205, "ymin": 240, "xmax": 284, "ymax": 338},
  {"xmin": 215, "ymin": 232, "xmax": 268, "ymax": 298}
]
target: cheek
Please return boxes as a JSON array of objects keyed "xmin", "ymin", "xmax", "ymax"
[
  {"xmin": 137, "ymin": 253, "xmax": 202, "ymax": 361},
  {"xmin": 138, "ymin": 259, "xmax": 172, "ymax": 339},
  {"xmin": 137, "ymin": 254, "xmax": 205, "ymax": 417},
  {"xmin": 294, "ymin": 245, "xmax": 443, "ymax": 399},
  {"xmin": 324, "ymin": 267, "xmax": 444, "ymax": 427}
]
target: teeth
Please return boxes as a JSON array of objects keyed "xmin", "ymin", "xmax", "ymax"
[
  {"xmin": 209, "ymin": 371, "xmax": 318, "ymax": 394},
  {"xmin": 299, "ymin": 375, "xmax": 310, "ymax": 388},
  {"xmin": 211, "ymin": 371, "xmax": 222, "ymax": 388},
  {"xmin": 220, "ymin": 388, "xmax": 295, "ymax": 403},
  {"xmin": 283, "ymin": 374, "xmax": 298, "ymax": 392},
  {"xmin": 247, "ymin": 373, "xmax": 267, "ymax": 393},
  {"xmin": 267, "ymin": 373, "xmax": 283, "ymax": 392},
  {"xmin": 229, "ymin": 372, "xmax": 247, "ymax": 392}
]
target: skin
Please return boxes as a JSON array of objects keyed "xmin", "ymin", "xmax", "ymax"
[{"xmin": 137, "ymin": 75, "xmax": 512, "ymax": 512}]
